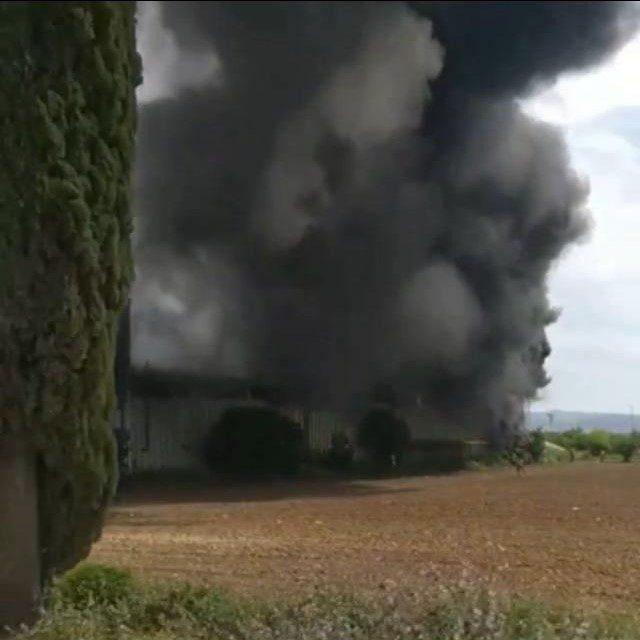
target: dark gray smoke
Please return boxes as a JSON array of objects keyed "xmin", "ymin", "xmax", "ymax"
[{"xmin": 133, "ymin": 1, "xmax": 638, "ymax": 440}]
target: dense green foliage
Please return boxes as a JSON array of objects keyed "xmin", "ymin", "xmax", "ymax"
[
  {"xmin": 204, "ymin": 406, "xmax": 304, "ymax": 476},
  {"xmin": 357, "ymin": 408, "xmax": 411, "ymax": 467},
  {"xmin": 586, "ymin": 430, "xmax": 611, "ymax": 459},
  {"xmin": 542, "ymin": 440, "xmax": 572, "ymax": 464},
  {"xmin": 546, "ymin": 428, "xmax": 588, "ymax": 460},
  {"xmin": 614, "ymin": 438, "xmax": 636, "ymax": 463},
  {"xmin": 503, "ymin": 434, "xmax": 530, "ymax": 470},
  {"xmin": 53, "ymin": 564, "xmax": 134, "ymax": 609},
  {"xmin": 611, "ymin": 431, "xmax": 639, "ymax": 462},
  {"xmin": 527, "ymin": 429, "xmax": 546, "ymax": 463},
  {"xmin": 503, "ymin": 430, "xmax": 570, "ymax": 469},
  {"xmin": 13, "ymin": 566, "xmax": 640, "ymax": 640},
  {"xmin": 0, "ymin": 2, "xmax": 139, "ymax": 577},
  {"xmin": 545, "ymin": 428, "xmax": 640, "ymax": 462}
]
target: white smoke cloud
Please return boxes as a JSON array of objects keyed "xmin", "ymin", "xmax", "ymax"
[
  {"xmin": 136, "ymin": 0, "xmax": 222, "ymax": 104},
  {"xmin": 132, "ymin": 248, "xmax": 248, "ymax": 376}
]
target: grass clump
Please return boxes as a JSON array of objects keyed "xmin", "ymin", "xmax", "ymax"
[
  {"xmin": 12, "ymin": 565, "xmax": 640, "ymax": 640},
  {"xmin": 53, "ymin": 564, "xmax": 134, "ymax": 609}
]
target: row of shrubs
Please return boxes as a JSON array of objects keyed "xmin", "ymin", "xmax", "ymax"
[
  {"xmin": 202, "ymin": 405, "xmax": 410, "ymax": 476},
  {"xmin": 201, "ymin": 404, "xmax": 638, "ymax": 477},
  {"xmin": 545, "ymin": 428, "xmax": 640, "ymax": 462},
  {"xmin": 502, "ymin": 428, "xmax": 640, "ymax": 470},
  {"xmin": 15, "ymin": 563, "xmax": 640, "ymax": 640}
]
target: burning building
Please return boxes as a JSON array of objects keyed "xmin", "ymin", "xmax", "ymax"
[{"xmin": 119, "ymin": 1, "xmax": 638, "ymax": 471}]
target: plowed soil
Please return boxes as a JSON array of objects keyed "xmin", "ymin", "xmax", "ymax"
[{"xmin": 90, "ymin": 463, "xmax": 640, "ymax": 610}]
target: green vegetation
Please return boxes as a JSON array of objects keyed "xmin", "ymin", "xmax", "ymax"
[
  {"xmin": 12, "ymin": 564, "xmax": 640, "ymax": 640},
  {"xmin": 357, "ymin": 408, "xmax": 411, "ymax": 468},
  {"xmin": 503, "ymin": 433, "xmax": 535, "ymax": 471},
  {"xmin": 497, "ymin": 426, "xmax": 640, "ymax": 469},
  {"xmin": 0, "ymin": 2, "xmax": 139, "ymax": 578},
  {"xmin": 203, "ymin": 406, "xmax": 304, "ymax": 476},
  {"xmin": 53, "ymin": 564, "xmax": 134, "ymax": 609},
  {"xmin": 612, "ymin": 431, "xmax": 640, "ymax": 462},
  {"xmin": 547, "ymin": 428, "xmax": 588, "ymax": 461},
  {"xmin": 545, "ymin": 429, "xmax": 640, "ymax": 463},
  {"xmin": 586, "ymin": 430, "xmax": 611, "ymax": 460},
  {"xmin": 543, "ymin": 440, "xmax": 572, "ymax": 464},
  {"xmin": 527, "ymin": 429, "xmax": 546, "ymax": 463}
]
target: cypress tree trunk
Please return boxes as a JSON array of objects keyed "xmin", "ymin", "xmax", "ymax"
[{"xmin": 0, "ymin": 2, "xmax": 139, "ymax": 580}]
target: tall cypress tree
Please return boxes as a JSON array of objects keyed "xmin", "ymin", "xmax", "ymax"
[{"xmin": 0, "ymin": 2, "xmax": 139, "ymax": 578}]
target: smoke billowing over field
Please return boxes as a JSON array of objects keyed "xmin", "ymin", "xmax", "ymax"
[{"xmin": 133, "ymin": 2, "xmax": 638, "ymax": 439}]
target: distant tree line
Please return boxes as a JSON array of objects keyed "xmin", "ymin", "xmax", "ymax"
[
  {"xmin": 502, "ymin": 427, "xmax": 640, "ymax": 472},
  {"xmin": 545, "ymin": 428, "xmax": 640, "ymax": 462}
]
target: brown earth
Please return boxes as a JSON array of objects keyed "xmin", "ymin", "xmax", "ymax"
[{"xmin": 90, "ymin": 463, "xmax": 640, "ymax": 611}]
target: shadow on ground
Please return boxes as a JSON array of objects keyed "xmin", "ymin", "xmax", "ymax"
[{"xmin": 114, "ymin": 473, "xmax": 427, "ymax": 506}]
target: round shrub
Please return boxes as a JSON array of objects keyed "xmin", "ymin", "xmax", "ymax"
[
  {"xmin": 204, "ymin": 405, "xmax": 303, "ymax": 476},
  {"xmin": 327, "ymin": 431, "xmax": 354, "ymax": 470},
  {"xmin": 586, "ymin": 430, "xmax": 611, "ymax": 460},
  {"xmin": 613, "ymin": 433, "xmax": 638, "ymax": 462},
  {"xmin": 527, "ymin": 429, "xmax": 546, "ymax": 463},
  {"xmin": 503, "ymin": 434, "xmax": 530, "ymax": 471},
  {"xmin": 54, "ymin": 563, "xmax": 134, "ymax": 609},
  {"xmin": 357, "ymin": 408, "xmax": 410, "ymax": 467}
]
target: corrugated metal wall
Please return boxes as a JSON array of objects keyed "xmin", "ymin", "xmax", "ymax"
[
  {"xmin": 306, "ymin": 411, "xmax": 353, "ymax": 453},
  {"xmin": 127, "ymin": 398, "xmax": 230, "ymax": 472},
  {"xmin": 122, "ymin": 398, "xmax": 483, "ymax": 473},
  {"xmin": 125, "ymin": 399, "xmax": 349, "ymax": 472}
]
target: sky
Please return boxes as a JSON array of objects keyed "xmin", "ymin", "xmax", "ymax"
[
  {"xmin": 136, "ymin": 2, "xmax": 640, "ymax": 414},
  {"xmin": 524, "ymin": 30, "xmax": 640, "ymax": 413}
]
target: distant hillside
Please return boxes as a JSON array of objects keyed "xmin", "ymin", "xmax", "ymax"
[{"xmin": 527, "ymin": 410, "xmax": 638, "ymax": 433}]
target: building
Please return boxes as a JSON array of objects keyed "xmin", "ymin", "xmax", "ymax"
[
  {"xmin": 115, "ymin": 367, "xmax": 487, "ymax": 474},
  {"xmin": 115, "ymin": 306, "xmax": 488, "ymax": 475},
  {"xmin": 116, "ymin": 367, "xmax": 355, "ymax": 474}
]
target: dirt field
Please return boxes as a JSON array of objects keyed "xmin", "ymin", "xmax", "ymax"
[{"xmin": 90, "ymin": 463, "xmax": 640, "ymax": 610}]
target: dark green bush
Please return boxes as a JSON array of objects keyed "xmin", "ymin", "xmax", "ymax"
[
  {"xmin": 357, "ymin": 408, "xmax": 410, "ymax": 467},
  {"xmin": 566, "ymin": 428, "xmax": 589, "ymax": 451},
  {"xmin": 204, "ymin": 405, "xmax": 303, "ymax": 476},
  {"xmin": 138, "ymin": 583, "xmax": 240, "ymax": 632},
  {"xmin": 503, "ymin": 435, "xmax": 529, "ymax": 471},
  {"xmin": 586, "ymin": 430, "xmax": 611, "ymax": 460},
  {"xmin": 327, "ymin": 431, "xmax": 355, "ymax": 470},
  {"xmin": 612, "ymin": 432, "xmax": 639, "ymax": 462},
  {"xmin": 54, "ymin": 563, "xmax": 134, "ymax": 609},
  {"xmin": 616, "ymin": 439, "xmax": 636, "ymax": 462},
  {"xmin": 527, "ymin": 429, "xmax": 546, "ymax": 463},
  {"xmin": 47, "ymin": 569, "xmax": 244, "ymax": 637}
]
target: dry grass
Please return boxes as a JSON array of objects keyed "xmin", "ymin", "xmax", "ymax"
[
  {"xmin": 18, "ymin": 569, "xmax": 640, "ymax": 640},
  {"xmin": 90, "ymin": 462, "xmax": 640, "ymax": 612}
]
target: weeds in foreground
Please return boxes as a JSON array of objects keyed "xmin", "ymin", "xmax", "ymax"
[{"xmin": 9, "ymin": 564, "xmax": 640, "ymax": 640}]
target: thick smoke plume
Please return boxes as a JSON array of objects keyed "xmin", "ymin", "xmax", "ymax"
[{"xmin": 133, "ymin": 1, "xmax": 638, "ymax": 440}]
